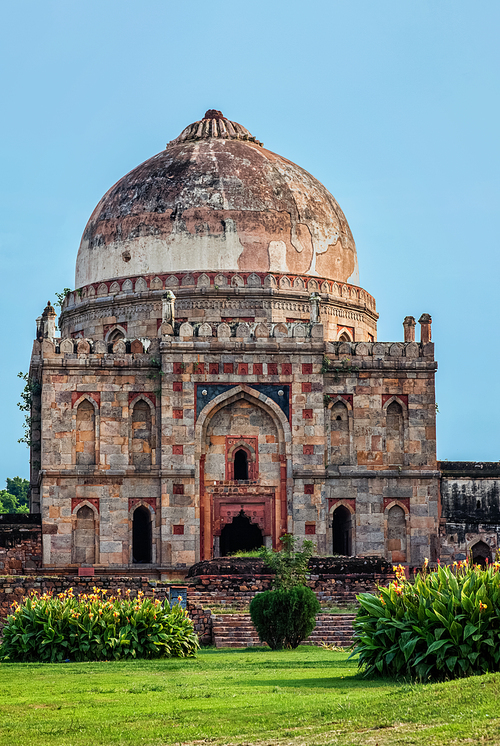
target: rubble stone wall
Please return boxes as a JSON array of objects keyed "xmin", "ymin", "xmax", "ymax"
[{"xmin": 0, "ymin": 516, "xmax": 42, "ymax": 575}]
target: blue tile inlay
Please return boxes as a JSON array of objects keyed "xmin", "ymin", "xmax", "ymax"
[{"xmin": 196, "ymin": 384, "xmax": 289, "ymax": 421}]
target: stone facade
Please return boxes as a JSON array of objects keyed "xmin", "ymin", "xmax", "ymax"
[
  {"xmin": 24, "ymin": 110, "xmax": 449, "ymax": 575},
  {"xmin": 29, "ymin": 305, "xmax": 439, "ymax": 574}
]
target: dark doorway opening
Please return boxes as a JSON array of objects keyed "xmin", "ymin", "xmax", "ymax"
[
  {"xmin": 234, "ymin": 449, "xmax": 249, "ymax": 480},
  {"xmin": 332, "ymin": 506, "xmax": 352, "ymax": 555},
  {"xmin": 471, "ymin": 540, "xmax": 491, "ymax": 567},
  {"xmin": 220, "ymin": 510, "xmax": 263, "ymax": 556},
  {"xmin": 133, "ymin": 506, "xmax": 152, "ymax": 563}
]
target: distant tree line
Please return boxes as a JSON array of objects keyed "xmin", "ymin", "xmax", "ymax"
[{"xmin": 0, "ymin": 477, "xmax": 29, "ymax": 514}]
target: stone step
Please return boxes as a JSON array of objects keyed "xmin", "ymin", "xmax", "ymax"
[{"xmin": 212, "ymin": 612, "xmax": 355, "ymax": 649}]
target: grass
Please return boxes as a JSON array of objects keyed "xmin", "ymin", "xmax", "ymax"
[{"xmin": 0, "ymin": 647, "xmax": 498, "ymax": 745}]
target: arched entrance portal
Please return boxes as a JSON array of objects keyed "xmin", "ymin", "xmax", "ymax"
[
  {"xmin": 132, "ymin": 506, "xmax": 152, "ymax": 563},
  {"xmin": 332, "ymin": 506, "xmax": 352, "ymax": 555},
  {"xmin": 220, "ymin": 510, "xmax": 263, "ymax": 556}
]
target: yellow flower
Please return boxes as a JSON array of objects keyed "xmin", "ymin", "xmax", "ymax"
[{"xmin": 479, "ymin": 601, "xmax": 488, "ymax": 612}]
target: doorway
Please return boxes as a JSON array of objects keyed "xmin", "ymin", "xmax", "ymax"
[
  {"xmin": 132, "ymin": 506, "xmax": 152, "ymax": 563},
  {"xmin": 332, "ymin": 506, "xmax": 352, "ymax": 555},
  {"xmin": 220, "ymin": 510, "xmax": 263, "ymax": 556}
]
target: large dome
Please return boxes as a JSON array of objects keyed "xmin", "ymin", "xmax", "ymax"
[{"xmin": 75, "ymin": 111, "xmax": 359, "ymax": 289}]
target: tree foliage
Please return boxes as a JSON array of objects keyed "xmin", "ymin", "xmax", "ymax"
[
  {"xmin": 6, "ymin": 477, "xmax": 29, "ymax": 507},
  {"xmin": 17, "ymin": 372, "xmax": 41, "ymax": 447},
  {"xmin": 351, "ymin": 560, "xmax": 500, "ymax": 680},
  {"xmin": 0, "ymin": 477, "xmax": 29, "ymax": 514},
  {"xmin": 258, "ymin": 533, "xmax": 315, "ymax": 589}
]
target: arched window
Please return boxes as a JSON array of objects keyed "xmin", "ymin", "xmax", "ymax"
[
  {"xmin": 132, "ymin": 506, "xmax": 152, "ymax": 563},
  {"xmin": 386, "ymin": 400, "xmax": 404, "ymax": 465},
  {"xmin": 338, "ymin": 332, "xmax": 351, "ymax": 342},
  {"xmin": 387, "ymin": 505, "xmax": 406, "ymax": 562},
  {"xmin": 131, "ymin": 400, "xmax": 152, "ymax": 468},
  {"xmin": 72, "ymin": 505, "xmax": 95, "ymax": 564},
  {"xmin": 76, "ymin": 399, "xmax": 95, "ymax": 465},
  {"xmin": 332, "ymin": 505, "xmax": 352, "ymax": 555},
  {"xmin": 233, "ymin": 449, "xmax": 249, "ymax": 480},
  {"xmin": 330, "ymin": 400, "xmax": 350, "ymax": 465}
]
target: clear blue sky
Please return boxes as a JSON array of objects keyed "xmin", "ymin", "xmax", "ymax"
[{"xmin": 1, "ymin": 0, "xmax": 499, "ymax": 486}]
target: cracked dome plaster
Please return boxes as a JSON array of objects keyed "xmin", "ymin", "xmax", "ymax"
[{"xmin": 75, "ymin": 111, "xmax": 360, "ymax": 289}]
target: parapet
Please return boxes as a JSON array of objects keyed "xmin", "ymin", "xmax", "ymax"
[{"xmin": 324, "ymin": 340, "xmax": 435, "ymax": 360}]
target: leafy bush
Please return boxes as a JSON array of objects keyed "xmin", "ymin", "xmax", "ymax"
[
  {"xmin": 352, "ymin": 559, "xmax": 500, "ymax": 680},
  {"xmin": 0, "ymin": 587, "xmax": 199, "ymax": 662},
  {"xmin": 250, "ymin": 535, "xmax": 320, "ymax": 649},
  {"xmin": 258, "ymin": 534, "xmax": 314, "ymax": 590},
  {"xmin": 250, "ymin": 585, "xmax": 320, "ymax": 649}
]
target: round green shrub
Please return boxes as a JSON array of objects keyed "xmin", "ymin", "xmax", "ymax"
[
  {"xmin": 352, "ymin": 560, "xmax": 500, "ymax": 680},
  {"xmin": 0, "ymin": 588, "xmax": 199, "ymax": 662},
  {"xmin": 250, "ymin": 585, "xmax": 320, "ymax": 649}
]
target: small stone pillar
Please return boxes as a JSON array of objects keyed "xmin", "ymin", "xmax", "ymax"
[
  {"xmin": 309, "ymin": 293, "xmax": 320, "ymax": 323},
  {"xmin": 41, "ymin": 301, "xmax": 57, "ymax": 341},
  {"xmin": 162, "ymin": 290, "xmax": 176, "ymax": 326},
  {"xmin": 35, "ymin": 316, "xmax": 43, "ymax": 341},
  {"xmin": 418, "ymin": 313, "xmax": 432, "ymax": 344},
  {"xmin": 403, "ymin": 316, "xmax": 416, "ymax": 342}
]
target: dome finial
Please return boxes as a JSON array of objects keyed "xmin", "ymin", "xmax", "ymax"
[
  {"xmin": 168, "ymin": 112, "xmax": 263, "ymax": 147},
  {"xmin": 204, "ymin": 109, "xmax": 225, "ymax": 120}
]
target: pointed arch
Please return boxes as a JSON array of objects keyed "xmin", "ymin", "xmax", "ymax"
[
  {"xmin": 195, "ymin": 385, "xmax": 291, "ymax": 562},
  {"xmin": 71, "ymin": 500, "xmax": 99, "ymax": 564},
  {"xmin": 326, "ymin": 396, "xmax": 353, "ymax": 466},
  {"xmin": 129, "ymin": 395, "xmax": 155, "ymax": 468},
  {"xmin": 385, "ymin": 501, "xmax": 409, "ymax": 563},
  {"xmin": 196, "ymin": 385, "xmax": 292, "ymax": 454},
  {"xmin": 383, "ymin": 397, "xmax": 407, "ymax": 467},
  {"xmin": 74, "ymin": 395, "xmax": 99, "ymax": 466},
  {"xmin": 131, "ymin": 504, "xmax": 153, "ymax": 564},
  {"xmin": 469, "ymin": 540, "xmax": 492, "ymax": 567},
  {"xmin": 330, "ymin": 503, "xmax": 354, "ymax": 555},
  {"xmin": 226, "ymin": 439, "xmax": 258, "ymax": 480},
  {"xmin": 105, "ymin": 325, "xmax": 127, "ymax": 343}
]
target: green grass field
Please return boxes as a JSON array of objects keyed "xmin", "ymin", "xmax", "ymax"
[{"xmin": 0, "ymin": 647, "xmax": 499, "ymax": 746}]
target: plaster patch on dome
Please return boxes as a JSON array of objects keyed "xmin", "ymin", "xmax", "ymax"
[
  {"xmin": 268, "ymin": 241, "xmax": 288, "ymax": 273},
  {"xmin": 75, "ymin": 124, "xmax": 361, "ymax": 288}
]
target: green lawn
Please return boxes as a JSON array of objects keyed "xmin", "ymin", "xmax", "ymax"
[{"xmin": 0, "ymin": 647, "xmax": 499, "ymax": 746}]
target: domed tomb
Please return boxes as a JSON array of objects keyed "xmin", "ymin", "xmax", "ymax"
[{"xmin": 76, "ymin": 110, "xmax": 360, "ymax": 288}]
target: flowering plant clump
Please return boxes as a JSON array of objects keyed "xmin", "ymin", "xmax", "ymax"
[
  {"xmin": 351, "ymin": 559, "xmax": 500, "ymax": 680},
  {"xmin": 0, "ymin": 588, "xmax": 199, "ymax": 662}
]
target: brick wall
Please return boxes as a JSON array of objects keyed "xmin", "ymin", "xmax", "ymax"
[{"xmin": 0, "ymin": 515, "xmax": 42, "ymax": 575}]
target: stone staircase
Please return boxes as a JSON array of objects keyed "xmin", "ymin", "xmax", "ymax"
[{"xmin": 212, "ymin": 613, "xmax": 356, "ymax": 648}]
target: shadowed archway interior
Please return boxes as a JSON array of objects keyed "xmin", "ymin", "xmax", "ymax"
[
  {"xmin": 220, "ymin": 510, "xmax": 263, "ymax": 556},
  {"xmin": 132, "ymin": 506, "xmax": 152, "ymax": 563},
  {"xmin": 233, "ymin": 449, "xmax": 249, "ymax": 480},
  {"xmin": 471, "ymin": 540, "xmax": 491, "ymax": 567},
  {"xmin": 332, "ymin": 506, "xmax": 352, "ymax": 555}
]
